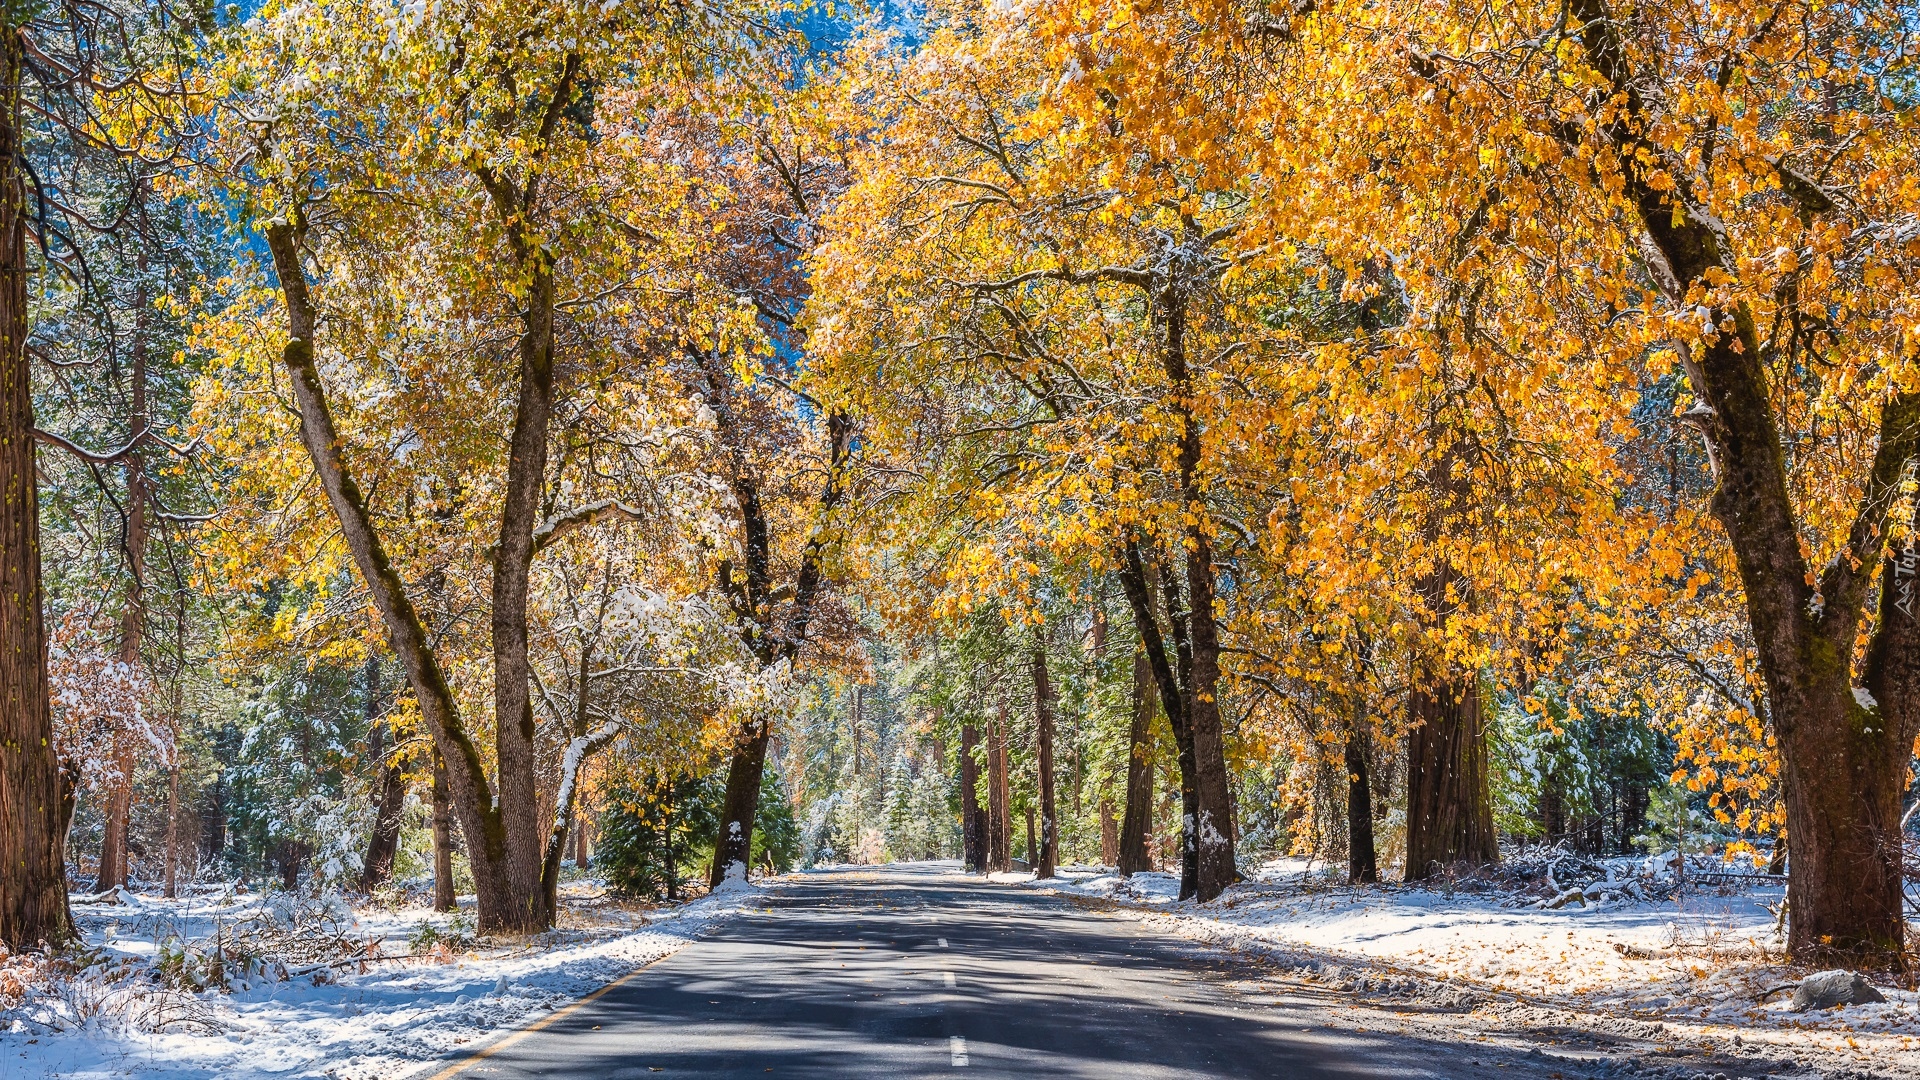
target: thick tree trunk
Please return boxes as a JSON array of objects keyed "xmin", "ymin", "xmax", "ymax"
[
  {"xmin": 1117, "ymin": 651, "xmax": 1155, "ymax": 876},
  {"xmin": 1031, "ymin": 646, "xmax": 1058, "ymax": 878},
  {"xmin": 486, "ymin": 233, "xmax": 559, "ymax": 931},
  {"xmin": 432, "ymin": 747, "xmax": 455, "ymax": 912},
  {"xmin": 1180, "ymin": 530, "xmax": 1237, "ymax": 899},
  {"xmin": 960, "ymin": 722, "xmax": 985, "ymax": 872},
  {"xmin": 0, "ymin": 24, "xmax": 71, "ymax": 950},
  {"xmin": 276, "ymin": 840, "xmax": 307, "ymax": 889},
  {"xmin": 1403, "ymin": 670, "xmax": 1496, "ymax": 879},
  {"xmin": 360, "ymin": 659, "xmax": 408, "ymax": 891},
  {"xmin": 1024, "ymin": 805, "xmax": 1037, "ymax": 869},
  {"xmin": 987, "ymin": 705, "xmax": 1011, "ymax": 871},
  {"xmin": 710, "ymin": 717, "xmax": 770, "ymax": 886},
  {"xmin": 1781, "ymin": 546, "xmax": 1920, "ymax": 959},
  {"xmin": 1401, "ymin": 438, "xmax": 1496, "ymax": 882},
  {"xmin": 1771, "ymin": 661, "xmax": 1909, "ymax": 961},
  {"xmin": 1345, "ymin": 727, "xmax": 1378, "ymax": 884}
]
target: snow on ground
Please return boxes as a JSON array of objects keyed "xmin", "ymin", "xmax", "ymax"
[
  {"xmin": 1032, "ymin": 857, "xmax": 1791, "ymax": 1003},
  {"xmin": 1013, "ymin": 858, "xmax": 1920, "ymax": 1078},
  {"xmin": 0, "ymin": 877, "xmax": 775, "ymax": 1080}
]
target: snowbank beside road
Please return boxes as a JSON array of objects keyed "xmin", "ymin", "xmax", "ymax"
[
  {"xmin": 1019, "ymin": 857, "xmax": 1794, "ymax": 1000},
  {"xmin": 0, "ymin": 879, "xmax": 772, "ymax": 1079},
  {"xmin": 1008, "ymin": 860, "xmax": 1920, "ymax": 1078}
]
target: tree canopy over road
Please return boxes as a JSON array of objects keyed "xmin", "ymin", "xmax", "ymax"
[{"xmin": 1, "ymin": 0, "xmax": 1917, "ymax": 973}]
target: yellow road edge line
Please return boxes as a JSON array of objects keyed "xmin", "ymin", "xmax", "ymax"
[{"xmin": 416, "ymin": 946, "xmax": 678, "ymax": 1080}]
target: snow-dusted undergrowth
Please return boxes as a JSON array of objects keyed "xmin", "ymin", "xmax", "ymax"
[{"xmin": 0, "ymin": 877, "xmax": 771, "ymax": 1079}]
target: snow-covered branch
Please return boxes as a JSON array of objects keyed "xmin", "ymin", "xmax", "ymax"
[
  {"xmin": 548, "ymin": 721, "xmax": 623, "ymax": 840},
  {"xmin": 532, "ymin": 500, "xmax": 647, "ymax": 554}
]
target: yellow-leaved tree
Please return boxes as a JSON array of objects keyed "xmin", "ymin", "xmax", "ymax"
[
  {"xmin": 1027, "ymin": 0, "xmax": 1920, "ymax": 960},
  {"xmin": 193, "ymin": 0, "xmax": 785, "ymax": 931}
]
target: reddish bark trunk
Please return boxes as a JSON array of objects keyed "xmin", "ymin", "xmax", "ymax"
[
  {"xmin": 1403, "ymin": 670, "xmax": 1496, "ymax": 879},
  {"xmin": 0, "ymin": 25, "xmax": 71, "ymax": 949},
  {"xmin": 1401, "ymin": 439, "xmax": 1497, "ymax": 882},
  {"xmin": 99, "ymin": 774, "xmax": 131, "ymax": 890},
  {"xmin": 960, "ymin": 722, "xmax": 985, "ymax": 872}
]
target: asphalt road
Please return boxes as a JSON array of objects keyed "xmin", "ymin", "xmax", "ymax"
[{"xmin": 439, "ymin": 864, "xmax": 1542, "ymax": 1079}]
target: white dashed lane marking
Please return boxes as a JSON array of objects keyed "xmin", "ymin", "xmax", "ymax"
[
  {"xmin": 949, "ymin": 1035, "xmax": 968, "ymax": 1066},
  {"xmin": 937, "ymin": 938, "xmax": 948, "ymax": 948},
  {"xmin": 943, "ymin": 971, "xmax": 956, "ymax": 988}
]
